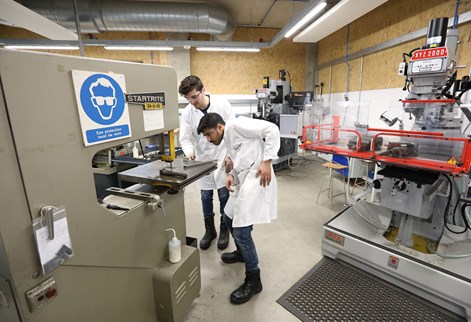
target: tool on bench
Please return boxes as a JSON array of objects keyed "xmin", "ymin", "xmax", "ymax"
[
  {"xmin": 183, "ymin": 159, "xmax": 217, "ymax": 169},
  {"xmin": 159, "ymin": 168, "xmax": 188, "ymax": 179},
  {"xmin": 106, "ymin": 204, "xmax": 130, "ymax": 211}
]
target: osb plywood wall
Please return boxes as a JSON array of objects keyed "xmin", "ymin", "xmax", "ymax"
[
  {"xmin": 0, "ymin": 26, "xmax": 306, "ymax": 94},
  {"xmin": 189, "ymin": 28, "xmax": 306, "ymax": 94},
  {"xmin": 317, "ymin": 0, "xmax": 471, "ymax": 94}
]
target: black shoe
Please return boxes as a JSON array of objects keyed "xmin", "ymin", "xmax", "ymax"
[
  {"xmin": 221, "ymin": 249, "xmax": 244, "ymax": 264},
  {"xmin": 217, "ymin": 221, "xmax": 230, "ymax": 250},
  {"xmin": 200, "ymin": 217, "xmax": 217, "ymax": 250},
  {"xmin": 230, "ymin": 270, "xmax": 262, "ymax": 304}
]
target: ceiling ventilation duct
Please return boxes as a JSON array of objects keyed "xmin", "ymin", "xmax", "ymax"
[{"xmin": 18, "ymin": 0, "xmax": 236, "ymax": 41}]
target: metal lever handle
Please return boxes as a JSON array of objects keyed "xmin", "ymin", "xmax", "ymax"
[
  {"xmin": 147, "ymin": 197, "xmax": 165, "ymax": 216},
  {"xmin": 41, "ymin": 206, "xmax": 55, "ymax": 240}
]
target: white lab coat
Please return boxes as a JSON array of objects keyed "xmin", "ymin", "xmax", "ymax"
[
  {"xmin": 223, "ymin": 117, "xmax": 280, "ymax": 227},
  {"xmin": 179, "ymin": 95, "xmax": 235, "ymax": 190}
]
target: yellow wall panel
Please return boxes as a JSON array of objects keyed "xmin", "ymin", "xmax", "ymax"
[
  {"xmin": 317, "ymin": 68, "xmax": 331, "ymax": 95},
  {"xmin": 190, "ymin": 27, "xmax": 306, "ymax": 94},
  {"xmin": 317, "ymin": 0, "xmax": 471, "ymax": 93}
]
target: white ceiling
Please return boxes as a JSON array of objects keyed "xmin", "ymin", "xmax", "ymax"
[
  {"xmin": 0, "ymin": 0, "xmax": 77, "ymax": 40},
  {"xmin": 205, "ymin": 0, "xmax": 309, "ymax": 28}
]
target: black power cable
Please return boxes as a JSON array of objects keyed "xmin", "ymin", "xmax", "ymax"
[
  {"xmin": 444, "ymin": 174, "xmax": 470, "ymax": 233},
  {"xmin": 452, "ymin": 199, "xmax": 470, "ymax": 234},
  {"xmin": 460, "ymin": 203, "xmax": 471, "ymax": 230}
]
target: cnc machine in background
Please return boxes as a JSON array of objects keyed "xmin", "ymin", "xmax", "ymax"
[{"xmin": 254, "ymin": 70, "xmax": 312, "ymax": 171}]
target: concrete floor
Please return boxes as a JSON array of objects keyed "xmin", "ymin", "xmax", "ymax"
[{"xmin": 181, "ymin": 156, "xmax": 348, "ymax": 322}]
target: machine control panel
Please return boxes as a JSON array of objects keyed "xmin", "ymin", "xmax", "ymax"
[
  {"xmin": 398, "ymin": 62, "xmax": 407, "ymax": 76},
  {"xmin": 256, "ymin": 88, "xmax": 270, "ymax": 99},
  {"xmin": 25, "ymin": 277, "xmax": 58, "ymax": 312}
]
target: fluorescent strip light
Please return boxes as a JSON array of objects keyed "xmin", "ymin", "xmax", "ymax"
[
  {"xmin": 296, "ymin": 1, "xmax": 347, "ymax": 40},
  {"xmin": 294, "ymin": 0, "xmax": 388, "ymax": 43},
  {"xmin": 196, "ymin": 47, "xmax": 260, "ymax": 52},
  {"xmin": 104, "ymin": 46, "xmax": 174, "ymax": 51},
  {"xmin": 284, "ymin": 1, "xmax": 327, "ymax": 38},
  {"xmin": 4, "ymin": 45, "xmax": 79, "ymax": 50}
]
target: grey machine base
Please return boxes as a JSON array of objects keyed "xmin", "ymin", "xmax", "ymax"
[{"xmin": 277, "ymin": 257, "xmax": 465, "ymax": 322}]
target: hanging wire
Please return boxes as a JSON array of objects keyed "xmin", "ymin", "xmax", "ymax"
[
  {"xmin": 345, "ymin": 24, "xmax": 351, "ymax": 102},
  {"xmin": 453, "ymin": 0, "xmax": 461, "ymax": 29}
]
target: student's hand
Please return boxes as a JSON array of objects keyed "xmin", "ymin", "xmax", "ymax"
[
  {"xmin": 226, "ymin": 174, "xmax": 235, "ymax": 192},
  {"xmin": 256, "ymin": 160, "xmax": 272, "ymax": 187},
  {"xmin": 187, "ymin": 153, "xmax": 196, "ymax": 160},
  {"xmin": 224, "ymin": 156, "xmax": 233, "ymax": 173}
]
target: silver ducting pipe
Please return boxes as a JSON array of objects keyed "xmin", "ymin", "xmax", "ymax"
[{"xmin": 19, "ymin": 0, "xmax": 236, "ymax": 41}]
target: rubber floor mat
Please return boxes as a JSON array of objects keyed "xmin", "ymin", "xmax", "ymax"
[{"xmin": 277, "ymin": 257, "xmax": 465, "ymax": 321}]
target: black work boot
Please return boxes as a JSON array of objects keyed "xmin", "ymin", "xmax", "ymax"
[
  {"xmin": 217, "ymin": 218, "xmax": 230, "ymax": 250},
  {"xmin": 200, "ymin": 217, "xmax": 217, "ymax": 250},
  {"xmin": 221, "ymin": 248, "xmax": 244, "ymax": 264},
  {"xmin": 230, "ymin": 270, "xmax": 262, "ymax": 304}
]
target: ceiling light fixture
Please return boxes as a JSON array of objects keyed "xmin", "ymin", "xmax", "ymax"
[
  {"xmin": 196, "ymin": 47, "xmax": 260, "ymax": 52},
  {"xmin": 284, "ymin": 1, "xmax": 327, "ymax": 38},
  {"xmin": 104, "ymin": 46, "xmax": 174, "ymax": 51},
  {"xmin": 4, "ymin": 45, "xmax": 79, "ymax": 50},
  {"xmin": 294, "ymin": 0, "xmax": 389, "ymax": 43}
]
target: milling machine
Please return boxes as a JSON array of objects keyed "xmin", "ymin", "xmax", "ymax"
[
  {"xmin": 302, "ymin": 17, "xmax": 471, "ymax": 320},
  {"xmin": 254, "ymin": 71, "xmax": 311, "ymax": 170}
]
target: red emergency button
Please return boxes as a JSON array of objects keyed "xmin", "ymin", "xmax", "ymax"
[{"xmin": 45, "ymin": 288, "xmax": 57, "ymax": 298}]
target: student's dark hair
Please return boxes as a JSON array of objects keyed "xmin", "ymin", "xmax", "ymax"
[
  {"xmin": 197, "ymin": 113, "xmax": 225, "ymax": 134},
  {"xmin": 179, "ymin": 75, "xmax": 203, "ymax": 95}
]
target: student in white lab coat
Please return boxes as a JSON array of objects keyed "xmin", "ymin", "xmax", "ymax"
[
  {"xmin": 178, "ymin": 76, "xmax": 235, "ymax": 250},
  {"xmin": 197, "ymin": 112, "xmax": 280, "ymax": 305}
]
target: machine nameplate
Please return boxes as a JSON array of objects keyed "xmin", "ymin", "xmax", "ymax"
[
  {"xmin": 144, "ymin": 103, "xmax": 163, "ymax": 110},
  {"xmin": 324, "ymin": 230, "xmax": 345, "ymax": 246},
  {"xmin": 410, "ymin": 58, "xmax": 444, "ymax": 74},
  {"xmin": 411, "ymin": 47, "xmax": 448, "ymax": 60},
  {"xmin": 388, "ymin": 255, "xmax": 399, "ymax": 270},
  {"xmin": 125, "ymin": 92, "xmax": 166, "ymax": 111}
]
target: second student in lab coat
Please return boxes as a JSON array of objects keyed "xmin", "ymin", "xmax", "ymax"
[
  {"xmin": 197, "ymin": 112, "xmax": 280, "ymax": 305},
  {"xmin": 179, "ymin": 75, "xmax": 235, "ymax": 251}
]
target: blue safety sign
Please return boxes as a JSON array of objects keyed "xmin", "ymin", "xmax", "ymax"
[{"xmin": 72, "ymin": 70, "xmax": 132, "ymax": 146}]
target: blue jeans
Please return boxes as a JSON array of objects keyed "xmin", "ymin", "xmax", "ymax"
[
  {"xmin": 223, "ymin": 214, "xmax": 259, "ymax": 273},
  {"xmin": 200, "ymin": 187, "xmax": 229, "ymax": 220}
]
